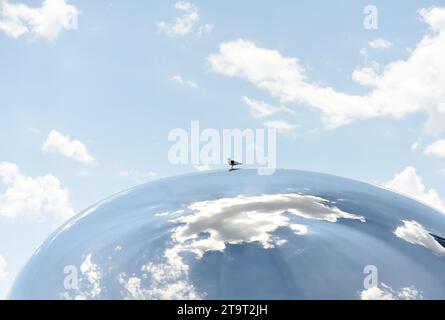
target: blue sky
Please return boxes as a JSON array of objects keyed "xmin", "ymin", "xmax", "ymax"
[{"xmin": 1, "ymin": 0, "xmax": 445, "ymax": 299}]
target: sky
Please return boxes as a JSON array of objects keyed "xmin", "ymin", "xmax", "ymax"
[{"xmin": 1, "ymin": 0, "xmax": 445, "ymax": 299}]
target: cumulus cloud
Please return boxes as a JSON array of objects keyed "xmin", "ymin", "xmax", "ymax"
[
  {"xmin": 64, "ymin": 253, "xmax": 102, "ymax": 300},
  {"xmin": 173, "ymin": 194, "xmax": 364, "ymax": 256},
  {"xmin": 119, "ymin": 273, "xmax": 201, "ymax": 300},
  {"xmin": 0, "ymin": 162, "xmax": 75, "ymax": 222},
  {"xmin": 0, "ymin": 255, "xmax": 6, "ymax": 281},
  {"xmin": 424, "ymin": 139, "xmax": 445, "ymax": 158},
  {"xmin": 78, "ymin": 254, "xmax": 101, "ymax": 298},
  {"xmin": 119, "ymin": 193, "xmax": 363, "ymax": 300},
  {"xmin": 119, "ymin": 246, "xmax": 202, "ymax": 300},
  {"xmin": 171, "ymin": 75, "xmax": 198, "ymax": 88},
  {"xmin": 241, "ymin": 96, "xmax": 295, "ymax": 119},
  {"xmin": 421, "ymin": 6, "xmax": 445, "ymax": 32},
  {"xmin": 208, "ymin": 7, "xmax": 445, "ymax": 130},
  {"xmin": 394, "ymin": 220, "xmax": 445, "ymax": 255},
  {"xmin": 0, "ymin": 0, "xmax": 78, "ymax": 40},
  {"xmin": 361, "ymin": 283, "xmax": 422, "ymax": 300},
  {"xmin": 368, "ymin": 38, "xmax": 393, "ymax": 49},
  {"xmin": 351, "ymin": 66, "xmax": 381, "ymax": 87},
  {"xmin": 241, "ymin": 97, "xmax": 297, "ymax": 136},
  {"xmin": 43, "ymin": 130, "xmax": 97, "ymax": 166},
  {"xmin": 383, "ymin": 166, "xmax": 445, "ymax": 214},
  {"xmin": 290, "ymin": 224, "xmax": 309, "ymax": 236},
  {"xmin": 157, "ymin": 2, "xmax": 213, "ymax": 37},
  {"xmin": 195, "ymin": 23, "xmax": 214, "ymax": 37}
]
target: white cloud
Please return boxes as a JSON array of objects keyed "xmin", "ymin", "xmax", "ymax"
[
  {"xmin": 411, "ymin": 142, "xmax": 420, "ymax": 152},
  {"xmin": 64, "ymin": 253, "xmax": 102, "ymax": 300},
  {"xmin": 368, "ymin": 38, "xmax": 393, "ymax": 49},
  {"xmin": 0, "ymin": 255, "xmax": 6, "ymax": 281},
  {"xmin": 43, "ymin": 130, "xmax": 97, "ymax": 166},
  {"xmin": 119, "ymin": 276, "xmax": 146, "ymax": 300},
  {"xmin": 383, "ymin": 166, "xmax": 445, "ymax": 214},
  {"xmin": 208, "ymin": 7, "xmax": 445, "ymax": 131},
  {"xmin": 78, "ymin": 254, "xmax": 101, "ymax": 299},
  {"xmin": 424, "ymin": 139, "xmax": 445, "ymax": 158},
  {"xmin": 195, "ymin": 23, "xmax": 214, "ymax": 37},
  {"xmin": 264, "ymin": 120, "xmax": 298, "ymax": 135},
  {"xmin": 0, "ymin": 162, "xmax": 75, "ymax": 222},
  {"xmin": 361, "ymin": 283, "xmax": 422, "ymax": 300},
  {"xmin": 0, "ymin": 0, "xmax": 78, "ymax": 41},
  {"xmin": 173, "ymin": 193, "xmax": 364, "ymax": 258},
  {"xmin": 394, "ymin": 220, "xmax": 445, "ymax": 255},
  {"xmin": 290, "ymin": 224, "xmax": 309, "ymax": 236},
  {"xmin": 119, "ymin": 273, "xmax": 201, "ymax": 300},
  {"xmin": 119, "ymin": 170, "xmax": 157, "ymax": 183},
  {"xmin": 241, "ymin": 96, "xmax": 295, "ymax": 119},
  {"xmin": 119, "ymin": 246, "xmax": 202, "ymax": 300},
  {"xmin": 420, "ymin": 6, "xmax": 445, "ymax": 32},
  {"xmin": 121, "ymin": 193, "xmax": 363, "ymax": 300},
  {"xmin": 158, "ymin": 2, "xmax": 198, "ymax": 36},
  {"xmin": 351, "ymin": 66, "xmax": 381, "ymax": 87},
  {"xmin": 171, "ymin": 75, "xmax": 198, "ymax": 88},
  {"xmin": 157, "ymin": 2, "xmax": 213, "ymax": 37}
]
